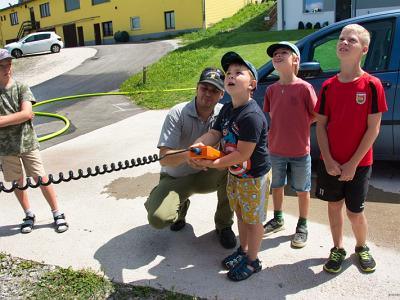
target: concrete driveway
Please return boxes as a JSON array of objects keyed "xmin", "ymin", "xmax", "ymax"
[{"xmin": 1, "ymin": 42, "xmax": 400, "ymax": 299}]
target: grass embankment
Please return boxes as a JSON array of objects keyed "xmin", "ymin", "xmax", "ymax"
[
  {"xmin": 120, "ymin": 2, "xmax": 313, "ymax": 109},
  {"xmin": 0, "ymin": 252, "xmax": 201, "ymax": 299}
]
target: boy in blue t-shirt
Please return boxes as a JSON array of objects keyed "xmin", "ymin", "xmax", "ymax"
[{"xmin": 191, "ymin": 52, "xmax": 271, "ymax": 281}]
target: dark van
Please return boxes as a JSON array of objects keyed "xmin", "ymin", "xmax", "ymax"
[{"xmin": 252, "ymin": 9, "xmax": 400, "ymax": 161}]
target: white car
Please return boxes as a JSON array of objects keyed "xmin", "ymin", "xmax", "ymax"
[{"xmin": 5, "ymin": 31, "xmax": 64, "ymax": 58}]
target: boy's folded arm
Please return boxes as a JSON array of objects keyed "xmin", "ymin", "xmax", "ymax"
[
  {"xmin": 315, "ymin": 114, "xmax": 332, "ymax": 161},
  {"xmin": 347, "ymin": 112, "xmax": 382, "ymax": 166},
  {"xmin": 212, "ymin": 140, "xmax": 256, "ymax": 169},
  {"xmin": 316, "ymin": 113, "xmax": 341, "ymax": 175},
  {"xmin": 193, "ymin": 129, "xmax": 221, "ymax": 147},
  {"xmin": 0, "ymin": 100, "xmax": 34, "ymax": 128}
]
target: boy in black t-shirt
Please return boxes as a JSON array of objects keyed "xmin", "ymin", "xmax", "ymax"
[{"xmin": 191, "ymin": 52, "xmax": 271, "ymax": 281}]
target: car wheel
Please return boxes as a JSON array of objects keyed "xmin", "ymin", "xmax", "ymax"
[
  {"xmin": 11, "ymin": 49, "xmax": 22, "ymax": 58},
  {"xmin": 51, "ymin": 44, "xmax": 61, "ymax": 53}
]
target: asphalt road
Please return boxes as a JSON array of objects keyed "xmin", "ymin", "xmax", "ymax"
[{"xmin": 30, "ymin": 42, "xmax": 177, "ymax": 149}]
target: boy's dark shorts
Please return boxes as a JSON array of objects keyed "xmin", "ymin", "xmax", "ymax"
[{"xmin": 315, "ymin": 160, "xmax": 372, "ymax": 213}]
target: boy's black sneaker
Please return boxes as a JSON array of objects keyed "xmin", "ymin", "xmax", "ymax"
[
  {"xmin": 263, "ymin": 218, "xmax": 284, "ymax": 235},
  {"xmin": 323, "ymin": 247, "xmax": 346, "ymax": 274},
  {"xmin": 355, "ymin": 245, "xmax": 376, "ymax": 273}
]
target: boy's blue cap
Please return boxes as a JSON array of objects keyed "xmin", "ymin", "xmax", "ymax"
[
  {"xmin": 266, "ymin": 41, "xmax": 301, "ymax": 59},
  {"xmin": 221, "ymin": 51, "xmax": 258, "ymax": 82}
]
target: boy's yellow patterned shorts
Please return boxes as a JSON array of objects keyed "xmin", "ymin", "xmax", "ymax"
[{"xmin": 227, "ymin": 170, "xmax": 271, "ymax": 224}]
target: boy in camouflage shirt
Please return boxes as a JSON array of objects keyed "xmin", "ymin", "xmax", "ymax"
[{"xmin": 0, "ymin": 48, "xmax": 68, "ymax": 234}]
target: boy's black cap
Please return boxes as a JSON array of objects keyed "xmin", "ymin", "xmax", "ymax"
[
  {"xmin": 198, "ymin": 67, "xmax": 225, "ymax": 91},
  {"xmin": 221, "ymin": 51, "xmax": 258, "ymax": 81}
]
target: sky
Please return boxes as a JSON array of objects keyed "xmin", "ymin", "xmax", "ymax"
[{"xmin": 0, "ymin": 0, "xmax": 19, "ymax": 10}]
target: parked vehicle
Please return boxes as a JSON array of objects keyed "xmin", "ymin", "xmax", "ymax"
[
  {"xmin": 251, "ymin": 9, "xmax": 400, "ymax": 161},
  {"xmin": 5, "ymin": 31, "xmax": 64, "ymax": 58}
]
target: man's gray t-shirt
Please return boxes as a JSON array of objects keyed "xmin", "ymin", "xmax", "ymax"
[{"xmin": 158, "ymin": 97, "xmax": 222, "ymax": 177}]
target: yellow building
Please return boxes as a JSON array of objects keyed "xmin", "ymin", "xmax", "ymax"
[{"xmin": 0, "ymin": 0, "xmax": 255, "ymax": 47}]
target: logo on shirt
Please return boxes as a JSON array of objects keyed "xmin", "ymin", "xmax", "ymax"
[{"xmin": 356, "ymin": 92, "xmax": 367, "ymax": 105}]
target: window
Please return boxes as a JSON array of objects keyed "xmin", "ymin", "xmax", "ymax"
[
  {"xmin": 102, "ymin": 21, "xmax": 113, "ymax": 36},
  {"xmin": 304, "ymin": 0, "xmax": 324, "ymax": 13},
  {"xmin": 92, "ymin": 0, "xmax": 109, "ymax": 4},
  {"xmin": 310, "ymin": 19, "xmax": 394, "ymax": 73},
  {"xmin": 10, "ymin": 12, "xmax": 18, "ymax": 26},
  {"xmin": 34, "ymin": 33, "xmax": 51, "ymax": 41},
  {"xmin": 24, "ymin": 36, "xmax": 36, "ymax": 43},
  {"xmin": 164, "ymin": 11, "xmax": 175, "ymax": 30},
  {"xmin": 64, "ymin": 0, "xmax": 80, "ymax": 12},
  {"xmin": 40, "ymin": 2, "xmax": 51, "ymax": 18},
  {"xmin": 131, "ymin": 17, "xmax": 141, "ymax": 30}
]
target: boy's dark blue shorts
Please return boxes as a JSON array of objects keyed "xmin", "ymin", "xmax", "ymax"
[{"xmin": 315, "ymin": 160, "xmax": 372, "ymax": 213}]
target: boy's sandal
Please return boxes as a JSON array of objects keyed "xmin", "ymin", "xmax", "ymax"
[
  {"xmin": 227, "ymin": 257, "xmax": 262, "ymax": 282},
  {"xmin": 21, "ymin": 215, "xmax": 35, "ymax": 234},
  {"xmin": 222, "ymin": 246, "xmax": 246, "ymax": 270},
  {"xmin": 54, "ymin": 213, "xmax": 69, "ymax": 233}
]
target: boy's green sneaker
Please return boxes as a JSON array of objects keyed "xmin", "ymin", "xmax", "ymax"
[
  {"xmin": 355, "ymin": 245, "xmax": 376, "ymax": 273},
  {"xmin": 323, "ymin": 247, "xmax": 347, "ymax": 273},
  {"xmin": 263, "ymin": 218, "xmax": 284, "ymax": 235}
]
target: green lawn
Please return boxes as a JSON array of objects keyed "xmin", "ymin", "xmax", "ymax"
[{"xmin": 120, "ymin": 3, "xmax": 313, "ymax": 109}]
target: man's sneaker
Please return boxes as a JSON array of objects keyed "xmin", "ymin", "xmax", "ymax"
[
  {"xmin": 323, "ymin": 247, "xmax": 347, "ymax": 273},
  {"xmin": 263, "ymin": 218, "xmax": 284, "ymax": 235},
  {"xmin": 170, "ymin": 200, "xmax": 190, "ymax": 231},
  {"xmin": 291, "ymin": 225, "xmax": 308, "ymax": 248},
  {"xmin": 216, "ymin": 227, "xmax": 237, "ymax": 249},
  {"xmin": 222, "ymin": 246, "xmax": 246, "ymax": 270},
  {"xmin": 355, "ymin": 245, "xmax": 376, "ymax": 273}
]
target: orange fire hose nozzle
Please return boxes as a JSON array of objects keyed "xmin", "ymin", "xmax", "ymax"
[{"xmin": 189, "ymin": 146, "xmax": 224, "ymax": 160}]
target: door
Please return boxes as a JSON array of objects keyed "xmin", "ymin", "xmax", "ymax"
[
  {"xmin": 20, "ymin": 35, "xmax": 37, "ymax": 54},
  {"xmin": 393, "ymin": 39, "xmax": 400, "ymax": 159},
  {"xmin": 62, "ymin": 24, "xmax": 78, "ymax": 47},
  {"xmin": 335, "ymin": 0, "xmax": 351, "ymax": 22},
  {"xmin": 94, "ymin": 23, "xmax": 101, "ymax": 45},
  {"xmin": 35, "ymin": 33, "xmax": 52, "ymax": 52},
  {"xmin": 77, "ymin": 26, "xmax": 84, "ymax": 46},
  {"xmin": 29, "ymin": 7, "xmax": 36, "ymax": 30}
]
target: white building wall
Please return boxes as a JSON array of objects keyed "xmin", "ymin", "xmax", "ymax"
[
  {"xmin": 356, "ymin": 6, "xmax": 400, "ymax": 16},
  {"xmin": 277, "ymin": 0, "xmax": 334, "ymax": 30},
  {"xmin": 277, "ymin": 0, "xmax": 400, "ymax": 31}
]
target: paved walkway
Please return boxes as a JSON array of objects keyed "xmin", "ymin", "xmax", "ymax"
[{"xmin": 0, "ymin": 109, "xmax": 399, "ymax": 299}]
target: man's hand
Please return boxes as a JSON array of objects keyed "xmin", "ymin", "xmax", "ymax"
[
  {"xmin": 187, "ymin": 142, "xmax": 208, "ymax": 170},
  {"xmin": 191, "ymin": 158, "xmax": 215, "ymax": 170}
]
